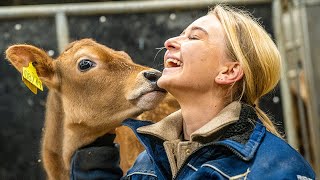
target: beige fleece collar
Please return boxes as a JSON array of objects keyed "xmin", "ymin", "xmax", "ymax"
[{"xmin": 137, "ymin": 101, "xmax": 241, "ymax": 141}]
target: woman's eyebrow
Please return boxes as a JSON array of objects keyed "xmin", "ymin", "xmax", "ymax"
[
  {"xmin": 180, "ymin": 26, "xmax": 209, "ymax": 36},
  {"xmin": 190, "ymin": 26, "xmax": 209, "ymax": 35}
]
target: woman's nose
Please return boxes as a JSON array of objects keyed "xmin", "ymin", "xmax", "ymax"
[{"xmin": 164, "ymin": 37, "xmax": 180, "ymax": 50}]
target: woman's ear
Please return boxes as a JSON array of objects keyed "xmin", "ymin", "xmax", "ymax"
[{"xmin": 215, "ymin": 62, "xmax": 243, "ymax": 85}]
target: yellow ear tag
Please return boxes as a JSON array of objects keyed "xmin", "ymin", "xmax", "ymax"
[{"xmin": 22, "ymin": 62, "xmax": 43, "ymax": 94}]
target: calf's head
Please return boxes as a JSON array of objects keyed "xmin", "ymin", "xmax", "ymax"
[{"xmin": 6, "ymin": 39, "xmax": 166, "ymax": 129}]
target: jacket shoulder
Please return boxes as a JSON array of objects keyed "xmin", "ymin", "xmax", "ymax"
[
  {"xmin": 199, "ymin": 132, "xmax": 315, "ymax": 179},
  {"xmin": 254, "ymin": 131, "xmax": 315, "ymax": 178}
]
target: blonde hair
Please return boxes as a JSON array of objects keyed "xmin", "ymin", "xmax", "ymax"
[{"xmin": 209, "ymin": 5, "xmax": 282, "ymax": 137}]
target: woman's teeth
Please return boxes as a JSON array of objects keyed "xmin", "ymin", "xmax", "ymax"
[{"xmin": 166, "ymin": 58, "xmax": 183, "ymax": 67}]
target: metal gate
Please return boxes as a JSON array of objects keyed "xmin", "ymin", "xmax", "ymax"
[{"xmin": 273, "ymin": 0, "xmax": 320, "ymax": 174}]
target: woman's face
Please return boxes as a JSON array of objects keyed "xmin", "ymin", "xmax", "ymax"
[{"xmin": 157, "ymin": 14, "xmax": 229, "ymax": 95}]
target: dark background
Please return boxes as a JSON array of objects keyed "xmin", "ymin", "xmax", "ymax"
[{"xmin": 0, "ymin": 1, "xmax": 283, "ymax": 179}]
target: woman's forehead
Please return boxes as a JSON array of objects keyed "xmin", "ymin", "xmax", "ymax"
[{"xmin": 186, "ymin": 15, "xmax": 223, "ymax": 34}]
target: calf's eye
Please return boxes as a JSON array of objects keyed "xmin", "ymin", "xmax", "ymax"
[{"xmin": 78, "ymin": 59, "xmax": 96, "ymax": 71}]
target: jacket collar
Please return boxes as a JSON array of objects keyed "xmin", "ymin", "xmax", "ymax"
[
  {"xmin": 122, "ymin": 102, "xmax": 266, "ymax": 161},
  {"xmin": 217, "ymin": 121, "xmax": 265, "ymax": 161},
  {"xmin": 135, "ymin": 101, "xmax": 241, "ymax": 142}
]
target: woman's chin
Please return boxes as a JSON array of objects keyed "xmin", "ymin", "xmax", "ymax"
[
  {"xmin": 158, "ymin": 80, "xmax": 178, "ymax": 96},
  {"xmin": 157, "ymin": 76, "xmax": 171, "ymax": 89},
  {"xmin": 156, "ymin": 80, "xmax": 166, "ymax": 90}
]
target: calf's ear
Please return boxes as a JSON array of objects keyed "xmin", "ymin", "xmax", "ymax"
[{"xmin": 5, "ymin": 44, "xmax": 58, "ymax": 89}]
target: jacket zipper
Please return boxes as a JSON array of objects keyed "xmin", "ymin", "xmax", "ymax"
[{"xmin": 173, "ymin": 141, "xmax": 246, "ymax": 179}]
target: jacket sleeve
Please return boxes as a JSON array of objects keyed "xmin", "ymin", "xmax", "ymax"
[{"xmin": 70, "ymin": 134, "xmax": 123, "ymax": 180}]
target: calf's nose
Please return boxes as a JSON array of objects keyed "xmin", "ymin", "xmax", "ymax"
[{"xmin": 143, "ymin": 70, "xmax": 161, "ymax": 84}]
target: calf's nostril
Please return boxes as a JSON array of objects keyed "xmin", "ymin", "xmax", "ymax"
[{"xmin": 143, "ymin": 71, "xmax": 161, "ymax": 83}]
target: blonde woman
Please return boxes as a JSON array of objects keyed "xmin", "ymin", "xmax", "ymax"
[{"xmin": 71, "ymin": 5, "xmax": 315, "ymax": 179}]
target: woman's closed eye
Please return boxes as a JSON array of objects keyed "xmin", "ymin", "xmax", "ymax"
[
  {"xmin": 188, "ymin": 35, "xmax": 199, "ymax": 40},
  {"xmin": 180, "ymin": 31, "xmax": 199, "ymax": 40}
]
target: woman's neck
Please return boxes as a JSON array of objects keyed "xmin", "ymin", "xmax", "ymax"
[{"xmin": 177, "ymin": 94, "xmax": 226, "ymax": 140}]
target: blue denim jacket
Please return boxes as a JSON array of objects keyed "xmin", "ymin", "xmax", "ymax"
[{"xmin": 71, "ymin": 104, "xmax": 315, "ymax": 180}]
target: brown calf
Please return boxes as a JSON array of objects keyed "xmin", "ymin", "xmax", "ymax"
[{"xmin": 5, "ymin": 39, "xmax": 171, "ymax": 179}]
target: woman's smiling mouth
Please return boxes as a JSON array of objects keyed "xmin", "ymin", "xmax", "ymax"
[{"xmin": 165, "ymin": 58, "xmax": 183, "ymax": 68}]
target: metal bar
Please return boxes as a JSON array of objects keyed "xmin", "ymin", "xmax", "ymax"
[
  {"xmin": 288, "ymin": 1, "xmax": 312, "ymax": 164},
  {"xmin": 0, "ymin": 0, "xmax": 271, "ymax": 19},
  {"xmin": 305, "ymin": 0, "xmax": 320, "ymax": 6},
  {"xmin": 272, "ymin": 0, "xmax": 299, "ymax": 148},
  {"xmin": 55, "ymin": 11, "xmax": 70, "ymax": 53},
  {"xmin": 295, "ymin": 67, "xmax": 311, "ymax": 163},
  {"xmin": 299, "ymin": 2, "xmax": 320, "ymax": 174}
]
